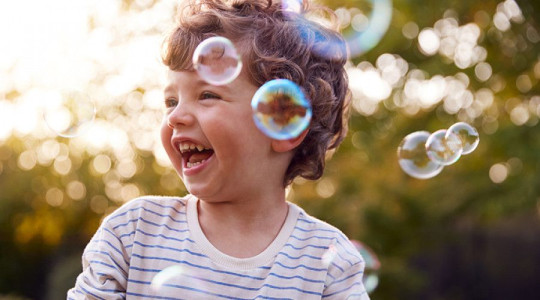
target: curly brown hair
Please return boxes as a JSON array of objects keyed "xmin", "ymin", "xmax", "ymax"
[{"xmin": 163, "ymin": 0, "xmax": 351, "ymax": 187}]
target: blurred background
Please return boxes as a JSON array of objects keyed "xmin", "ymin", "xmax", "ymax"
[{"xmin": 0, "ymin": 0, "xmax": 539, "ymax": 299}]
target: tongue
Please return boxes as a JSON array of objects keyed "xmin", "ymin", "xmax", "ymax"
[{"xmin": 188, "ymin": 150, "xmax": 213, "ymax": 164}]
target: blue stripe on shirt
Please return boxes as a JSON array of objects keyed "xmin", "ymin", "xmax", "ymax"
[{"xmin": 131, "ymin": 240, "xmax": 206, "ymax": 257}]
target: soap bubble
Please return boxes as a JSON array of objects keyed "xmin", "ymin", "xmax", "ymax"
[
  {"xmin": 351, "ymin": 240, "xmax": 380, "ymax": 294},
  {"xmin": 343, "ymin": 0, "xmax": 393, "ymax": 58},
  {"xmin": 292, "ymin": 0, "xmax": 392, "ymax": 59},
  {"xmin": 151, "ymin": 265, "xmax": 204, "ymax": 297},
  {"xmin": 446, "ymin": 122, "xmax": 479, "ymax": 155},
  {"xmin": 281, "ymin": 0, "xmax": 302, "ymax": 13},
  {"xmin": 322, "ymin": 244, "xmax": 338, "ymax": 267},
  {"xmin": 151, "ymin": 265, "xmax": 185, "ymax": 292},
  {"xmin": 251, "ymin": 79, "xmax": 312, "ymax": 140},
  {"xmin": 425, "ymin": 129, "xmax": 463, "ymax": 166},
  {"xmin": 397, "ymin": 131, "xmax": 444, "ymax": 179},
  {"xmin": 43, "ymin": 90, "xmax": 96, "ymax": 138},
  {"xmin": 192, "ymin": 36, "xmax": 243, "ymax": 86}
]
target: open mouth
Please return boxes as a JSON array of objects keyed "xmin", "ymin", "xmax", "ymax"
[{"xmin": 177, "ymin": 142, "xmax": 214, "ymax": 169}]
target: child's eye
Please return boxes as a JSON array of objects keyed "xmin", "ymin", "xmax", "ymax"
[
  {"xmin": 200, "ymin": 91, "xmax": 221, "ymax": 100},
  {"xmin": 164, "ymin": 98, "xmax": 178, "ymax": 108}
]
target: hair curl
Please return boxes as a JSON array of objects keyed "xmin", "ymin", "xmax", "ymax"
[{"xmin": 163, "ymin": 0, "xmax": 351, "ymax": 186}]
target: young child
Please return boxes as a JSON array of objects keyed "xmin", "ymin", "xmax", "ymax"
[{"xmin": 68, "ymin": 0, "xmax": 369, "ymax": 298}]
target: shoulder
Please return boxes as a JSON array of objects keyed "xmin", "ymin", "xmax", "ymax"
[
  {"xmin": 102, "ymin": 194, "xmax": 190, "ymax": 227},
  {"xmin": 291, "ymin": 203, "xmax": 364, "ymax": 267},
  {"xmin": 292, "ymin": 203, "xmax": 350, "ymax": 241}
]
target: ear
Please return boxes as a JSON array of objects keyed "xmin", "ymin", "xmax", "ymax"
[{"xmin": 271, "ymin": 129, "xmax": 309, "ymax": 153}]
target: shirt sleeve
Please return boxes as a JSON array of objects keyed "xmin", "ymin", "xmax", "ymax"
[
  {"xmin": 67, "ymin": 217, "xmax": 131, "ymax": 300},
  {"xmin": 322, "ymin": 239, "xmax": 371, "ymax": 300}
]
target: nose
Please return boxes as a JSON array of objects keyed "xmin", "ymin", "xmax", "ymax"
[{"xmin": 166, "ymin": 101, "xmax": 195, "ymax": 129}]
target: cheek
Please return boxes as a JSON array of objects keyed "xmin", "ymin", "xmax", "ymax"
[{"xmin": 160, "ymin": 122, "xmax": 173, "ymax": 150}]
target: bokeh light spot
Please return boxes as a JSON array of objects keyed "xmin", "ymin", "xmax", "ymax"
[
  {"xmin": 45, "ymin": 187, "xmax": 64, "ymax": 207},
  {"xmin": 66, "ymin": 181, "xmax": 86, "ymax": 200},
  {"xmin": 92, "ymin": 154, "xmax": 112, "ymax": 175},
  {"xmin": 18, "ymin": 150, "xmax": 37, "ymax": 171},
  {"xmin": 418, "ymin": 28, "xmax": 440, "ymax": 56},
  {"xmin": 489, "ymin": 163, "xmax": 508, "ymax": 184}
]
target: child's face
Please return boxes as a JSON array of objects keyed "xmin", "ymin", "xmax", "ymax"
[{"xmin": 161, "ymin": 68, "xmax": 282, "ymax": 200}]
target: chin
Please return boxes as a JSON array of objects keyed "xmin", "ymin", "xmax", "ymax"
[{"xmin": 185, "ymin": 184, "xmax": 211, "ymax": 199}]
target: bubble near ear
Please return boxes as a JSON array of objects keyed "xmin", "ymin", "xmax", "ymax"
[
  {"xmin": 192, "ymin": 36, "xmax": 242, "ymax": 86},
  {"xmin": 251, "ymin": 79, "xmax": 312, "ymax": 140}
]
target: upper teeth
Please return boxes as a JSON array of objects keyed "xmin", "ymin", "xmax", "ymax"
[{"xmin": 178, "ymin": 142, "xmax": 210, "ymax": 153}]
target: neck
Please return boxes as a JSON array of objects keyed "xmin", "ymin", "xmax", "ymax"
[
  {"xmin": 199, "ymin": 192, "xmax": 288, "ymax": 230},
  {"xmin": 196, "ymin": 191, "xmax": 290, "ymax": 258}
]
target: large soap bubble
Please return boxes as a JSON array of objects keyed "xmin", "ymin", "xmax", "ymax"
[
  {"xmin": 342, "ymin": 0, "xmax": 393, "ymax": 58},
  {"xmin": 251, "ymin": 79, "xmax": 312, "ymax": 140},
  {"xmin": 192, "ymin": 36, "xmax": 243, "ymax": 86},
  {"xmin": 291, "ymin": 0, "xmax": 393, "ymax": 59},
  {"xmin": 397, "ymin": 131, "xmax": 444, "ymax": 179}
]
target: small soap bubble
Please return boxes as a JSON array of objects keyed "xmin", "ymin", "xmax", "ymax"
[
  {"xmin": 281, "ymin": 0, "xmax": 302, "ymax": 13},
  {"xmin": 192, "ymin": 36, "xmax": 243, "ymax": 86},
  {"xmin": 251, "ymin": 79, "xmax": 312, "ymax": 140},
  {"xmin": 425, "ymin": 129, "xmax": 463, "ymax": 166},
  {"xmin": 322, "ymin": 244, "xmax": 338, "ymax": 267},
  {"xmin": 351, "ymin": 240, "xmax": 380, "ymax": 294},
  {"xmin": 446, "ymin": 122, "xmax": 479, "ymax": 155},
  {"xmin": 43, "ymin": 91, "xmax": 96, "ymax": 138},
  {"xmin": 397, "ymin": 131, "xmax": 444, "ymax": 179}
]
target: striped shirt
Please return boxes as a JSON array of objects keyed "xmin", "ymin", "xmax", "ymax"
[{"xmin": 68, "ymin": 195, "xmax": 369, "ymax": 299}]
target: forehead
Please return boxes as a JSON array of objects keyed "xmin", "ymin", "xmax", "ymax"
[{"xmin": 164, "ymin": 68, "xmax": 256, "ymax": 94}]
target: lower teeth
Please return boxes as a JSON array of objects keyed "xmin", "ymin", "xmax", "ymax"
[{"xmin": 186, "ymin": 160, "xmax": 204, "ymax": 168}]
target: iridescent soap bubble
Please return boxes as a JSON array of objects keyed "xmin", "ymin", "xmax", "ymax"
[
  {"xmin": 351, "ymin": 240, "xmax": 380, "ymax": 294},
  {"xmin": 292, "ymin": 0, "xmax": 392, "ymax": 59},
  {"xmin": 343, "ymin": 0, "xmax": 393, "ymax": 58},
  {"xmin": 397, "ymin": 131, "xmax": 444, "ymax": 179},
  {"xmin": 446, "ymin": 122, "xmax": 479, "ymax": 155},
  {"xmin": 251, "ymin": 79, "xmax": 312, "ymax": 140},
  {"xmin": 425, "ymin": 129, "xmax": 463, "ymax": 166},
  {"xmin": 192, "ymin": 36, "xmax": 243, "ymax": 86},
  {"xmin": 43, "ymin": 90, "xmax": 96, "ymax": 138}
]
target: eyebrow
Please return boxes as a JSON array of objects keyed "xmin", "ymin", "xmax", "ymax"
[
  {"xmin": 163, "ymin": 85, "xmax": 176, "ymax": 95},
  {"xmin": 164, "ymin": 71, "xmax": 234, "ymax": 96}
]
